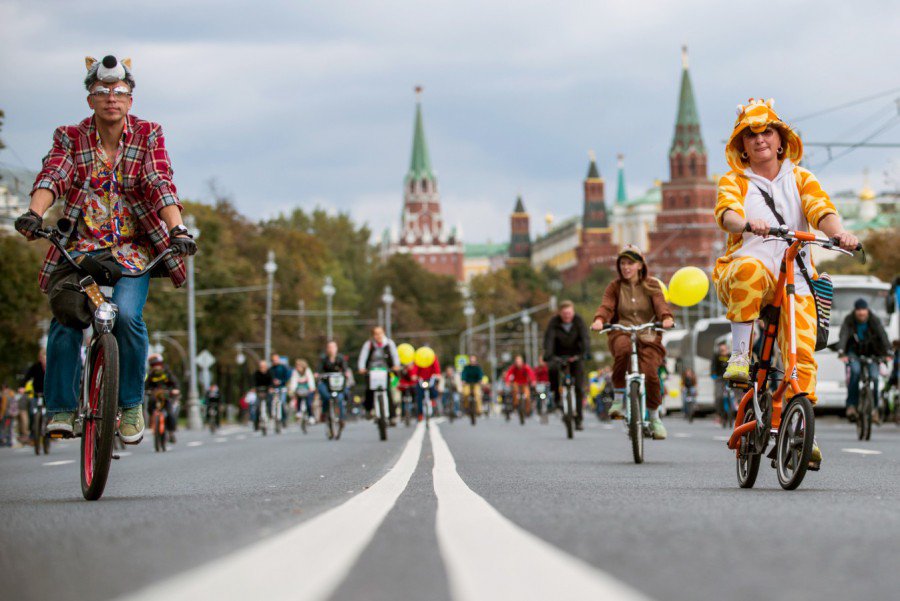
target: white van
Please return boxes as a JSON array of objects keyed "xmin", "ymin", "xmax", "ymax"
[{"xmin": 678, "ymin": 317, "xmax": 731, "ymax": 412}]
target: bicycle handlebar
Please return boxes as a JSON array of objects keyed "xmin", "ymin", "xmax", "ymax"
[
  {"xmin": 743, "ymin": 223, "xmax": 864, "ymax": 254},
  {"xmin": 599, "ymin": 321, "xmax": 669, "ymax": 334},
  {"xmin": 35, "ymin": 223, "xmax": 180, "ymax": 279}
]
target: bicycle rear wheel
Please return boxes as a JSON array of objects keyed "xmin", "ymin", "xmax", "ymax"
[
  {"xmin": 564, "ymin": 388, "xmax": 574, "ymax": 439},
  {"xmin": 81, "ymin": 333, "xmax": 119, "ymax": 501},
  {"xmin": 32, "ymin": 412, "xmax": 43, "ymax": 455},
  {"xmin": 776, "ymin": 395, "xmax": 814, "ymax": 490},
  {"xmin": 629, "ymin": 381, "xmax": 644, "ymax": 464}
]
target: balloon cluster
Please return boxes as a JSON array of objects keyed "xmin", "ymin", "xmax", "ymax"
[{"xmin": 397, "ymin": 343, "xmax": 436, "ymax": 368}]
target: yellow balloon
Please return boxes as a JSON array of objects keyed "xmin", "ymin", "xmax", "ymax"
[
  {"xmin": 414, "ymin": 346, "xmax": 436, "ymax": 368},
  {"xmin": 668, "ymin": 267, "xmax": 709, "ymax": 307},
  {"xmin": 397, "ymin": 343, "xmax": 415, "ymax": 365},
  {"xmin": 589, "ymin": 383, "xmax": 600, "ymax": 397},
  {"xmin": 654, "ymin": 278, "xmax": 669, "ymax": 303}
]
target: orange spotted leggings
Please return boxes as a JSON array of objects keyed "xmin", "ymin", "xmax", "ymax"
[{"xmin": 715, "ymin": 257, "xmax": 818, "ymax": 403}]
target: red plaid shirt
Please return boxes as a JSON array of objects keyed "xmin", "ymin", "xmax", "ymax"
[{"xmin": 31, "ymin": 114, "xmax": 186, "ymax": 292}]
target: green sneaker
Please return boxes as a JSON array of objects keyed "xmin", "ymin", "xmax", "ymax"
[
  {"xmin": 119, "ymin": 406, "xmax": 145, "ymax": 444},
  {"xmin": 723, "ymin": 352, "xmax": 751, "ymax": 384},
  {"xmin": 609, "ymin": 400, "xmax": 625, "ymax": 419},
  {"xmin": 47, "ymin": 412, "xmax": 76, "ymax": 437},
  {"xmin": 809, "ymin": 440, "xmax": 822, "ymax": 471},
  {"xmin": 649, "ymin": 417, "xmax": 667, "ymax": 440}
]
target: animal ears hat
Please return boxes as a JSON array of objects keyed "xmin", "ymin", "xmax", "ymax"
[
  {"xmin": 725, "ymin": 98, "xmax": 803, "ymax": 173},
  {"xmin": 84, "ymin": 55, "xmax": 134, "ymax": 88}
]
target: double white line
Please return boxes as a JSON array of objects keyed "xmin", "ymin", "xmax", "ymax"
[{"xmin": 125, "ymin": 422, "xmax": 650, "ymax": 601}]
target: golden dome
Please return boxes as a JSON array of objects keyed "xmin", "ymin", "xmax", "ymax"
[{"xmin": 859, "ymin": 185, "xmax": 876, "ymax": 201}]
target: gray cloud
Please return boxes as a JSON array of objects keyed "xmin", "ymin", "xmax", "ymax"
[{"xmin": 1, "ymin": 0, "xmax": 898, "ymax": 242}]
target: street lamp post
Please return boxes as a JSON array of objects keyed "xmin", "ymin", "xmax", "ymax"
[
  {"xmin": 488, "ymin": 314, "xmax": 497, "ymax": 398},
  {"xmin": 322, "ymin": 276, "xmax": 336, "ymax": 341},
  {"xmin": 381, "ymin": 285, "xmax": 395, "ymax": 338},
  {"xmin": 521, "ymin": 311, "xmax": 532, "ymax": 365},
  {"xmin": 263, "ymin": 250, "xmax": 278, "ymax": 360},
  {"xmin": 463, "ymin": 300, "xmax": 475, "ymax": 355},
  {"xmin": 184, "ymin": 215, "xmax": 202, "ymax": 429}
]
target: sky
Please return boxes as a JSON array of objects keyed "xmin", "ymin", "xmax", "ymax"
[{"xmin": 1, "ymin": 0, "xmax": 899, "ymax": 244}]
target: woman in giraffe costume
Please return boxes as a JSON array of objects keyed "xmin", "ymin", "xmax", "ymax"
[{"xmin": 713, "ymin": 98, "xmax": 859, "ymax": 467}]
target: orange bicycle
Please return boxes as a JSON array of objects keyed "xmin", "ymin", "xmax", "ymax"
[{"xmin": 727, "ymin": 225, "xmax": 862, "ymax": 490}]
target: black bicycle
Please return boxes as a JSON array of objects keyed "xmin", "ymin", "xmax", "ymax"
[
  {"xmin": 855, "ymin": 356, "xmax": 880, "ymax": 441},
  {"xmin": 36, "ymin": 222, "xmax": 178, "ymax": 500},
  {"xmin": 555, "ymin": 357, "xmax": 579, "ymax": 439},
  {"xmin": 31, "ymin": 395, "xmax": 51, "ymax": 455}
]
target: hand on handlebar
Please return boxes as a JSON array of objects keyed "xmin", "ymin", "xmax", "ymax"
[
  {"xmin": 661, "ymin": 317, "xmax": 675, "ymax": 329},
  {"xmin": 742, "ymin": 219, "xmax": 770, "ymax": 237},
  {"xmin": 590, "ymin": 318, "xmax": 604, "ymax": 331},
  {"xmin": 14, "ymin": 210, "xmax": 43, "ymax": 240},
  {"xmin": 169, "ymin": 235, "xmax": 198, "ymax": 257},
  {"xmin": 832, "ymin": 231, "xmax": 859, "ymax": 252}
]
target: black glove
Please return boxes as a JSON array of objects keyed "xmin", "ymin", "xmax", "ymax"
[
  {"xmin": 14, "ymin": 209, "xmax": 43, "ymax": 239},
  {"xmin": 170, "ymin": 235, "xmax": 198, "ymax": 256}
]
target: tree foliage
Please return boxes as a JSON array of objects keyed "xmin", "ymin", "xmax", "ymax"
[{"xmin": 0, "ymin": 233, "xmax": 49, "ymax": 384}]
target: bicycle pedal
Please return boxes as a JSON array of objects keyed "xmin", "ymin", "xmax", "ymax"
[
  {"xmin": 807, "ymin": 462, "xmax": 821, "ymax": 472},
  {"xmin": 112, "ymin": 454, "xmax": 121, "ymax": 460}
]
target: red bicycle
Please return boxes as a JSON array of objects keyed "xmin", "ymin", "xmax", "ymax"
[{"xmin": 38, "ymin": 222, "xmax": 177, "ymax": 500}]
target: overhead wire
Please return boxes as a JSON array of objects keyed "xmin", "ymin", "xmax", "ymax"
[
  {"xmin": 793, "ymin": 86, "xmax": 900, "ymax": 122},
  {"xmin": 813, "ymin": 114, "xmax": 900, "ymax": 172}
]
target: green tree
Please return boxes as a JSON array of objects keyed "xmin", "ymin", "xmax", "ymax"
[{"xmin": 0, "ymin": 233, "xmax": 49, "ymax": 384}]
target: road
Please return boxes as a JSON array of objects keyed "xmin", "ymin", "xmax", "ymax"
[{"xmin": 1, "ymin": 413, "xmax": 898, "ymax": 601}]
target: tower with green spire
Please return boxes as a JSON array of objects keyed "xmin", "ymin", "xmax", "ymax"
[
  {"xmin": 389, "ymin": 87, "xmax": 465, "ymax": 281},
  {"xmin": 508, "ymin": 195, "xmax": 531, "ymax": 263},
  {"xmin": 573, "ymin": 150, "xmax": 617, "ymax": 281},
  {"xmin": 648, "ymin": 47, "xmax": 718, "ymax": 283},
  {"xmin": 668, "ymin": 45, "xmax": 708, "ymax": 180},
  {"xmin": 615, "ymin": 154, "xmax": 627, "ymax": 204}
]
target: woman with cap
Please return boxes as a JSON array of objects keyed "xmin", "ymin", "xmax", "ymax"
[
  {"xmin": 591, "ymin": 245, "xmax": 675, "ymax": 439},
  {"xmin": 713, "ymin": 98, "xmax": 859, "ymax": 468}
]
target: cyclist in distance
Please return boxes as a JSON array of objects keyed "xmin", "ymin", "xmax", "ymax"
[
  {"xmin": 837, "ymin": 298, "xmax": 891, "ymax": 423},
  {"xmin": 14, "ymin": 55, "xmax": 197, "ymax": 443},
  {"xmin": 204, "ymin": 384, "xmax": 222, "ymax": 429},
  {"xmin": 591, "ymin": 245, "xmax": 674, "ymax": 439},
  {"xmin": 415, "ymin": 347, "xmax": 441, "ymax": 420},
  {"xmin": 146, "ymin": 354, "xmax": 180, "ymax": 442},
  {"xmin": 544, "ymin": 301, "xmax": 591, "ymax": 431},
  {"xmin": 713, "ymin": 98, "xmax": 858, "ymax": 466},
  {"xmin": 711, "ymin": 342, "xmax": 730, "ymax": 424},
  {"xmin": 252, "ymin": 360, "xmax": 273, "ymax": 430},
  {"xmin": 503, "ymin": 355, "xmax": 536, "ymax": 416},
  {"xmin": 269, "ymin": 353, "xmax": 290, "ymax": 427},
  {"xmin": 288, "ymin": 359, "xmax": 316, "ymax": 424},
  {"xmin": 460, "ymin": 355, "xmax": 485, "ymax": 416},
  {"xmin": 357, "ymin": 327, "xmax": 401, "ymax": 422},
  {"xmin": 317, "ymin": 341, "xmax": 350, "ymax": 426}
]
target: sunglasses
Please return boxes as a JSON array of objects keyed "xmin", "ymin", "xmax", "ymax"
[{"xmin": 89, "ymin": 86, "xmax": 132, "ymax": 99}]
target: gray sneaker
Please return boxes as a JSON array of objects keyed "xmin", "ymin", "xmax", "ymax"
[
  {"xmin": 649, "ymin": 417, "xmax": 667, "ymax": 440},
  {"xmin": 47, "ymin": 412, "xmax": 76, "ymax": 437},
  {"xmin": 118, "ymin": 406, "xmax": 145, "ymax": 444}
]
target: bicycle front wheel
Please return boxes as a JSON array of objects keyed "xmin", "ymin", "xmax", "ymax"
[
  {"xmin": 81, "ymin": 333, "xmax": 119, "ymax": 501},
  {"xmin": 629, "ymin": 381, "xmax": 644, "ymax": 464},
  {"xmin": 776, "ymin": 395, "xmax": 815, "ymax": 490}
]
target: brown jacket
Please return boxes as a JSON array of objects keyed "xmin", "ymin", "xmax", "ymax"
[{"xmin": 594, "ymin": 278, "xmax": 673, "ymax": 352}]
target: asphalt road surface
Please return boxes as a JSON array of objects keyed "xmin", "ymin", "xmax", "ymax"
[{"xmin": 1, "ymin": 412, "xmax": 898, "ymax": 601}]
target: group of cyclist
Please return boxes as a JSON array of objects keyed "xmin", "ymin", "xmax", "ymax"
[{"xmin": 8, "ymin": 53, "xmax": 893, "ymax": 481}]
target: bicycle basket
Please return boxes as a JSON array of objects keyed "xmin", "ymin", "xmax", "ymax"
[
  {"xmin": 327, "ymin": 373, "xmax": 346, "ymax": 391},
  {"xmin": 368, "ymin": 369, "xmax": 389, "ymax": 390}
]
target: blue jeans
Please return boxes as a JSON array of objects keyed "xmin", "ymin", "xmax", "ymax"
[
  {"xmin": 416, "ymin": 382, "xmax": 438, "ymax": 415},
  {"xmin": 847, "ymin": 353, "xmax": 879, "ymax": 408},
  {"xmin": 45, "ymin": 269, "xmax": 150, "ymax": 415},
  {"xmin": 317, "ymin": 382, "xmax": 345, "ymax": 419},
  {"xmin": 297, "ymin": 390, "xmax": 315, "ymax": 417}
]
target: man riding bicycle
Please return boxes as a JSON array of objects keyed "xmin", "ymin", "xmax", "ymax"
[
  {"xmin": 503, "ymin": 355, "xmax": 536, "ymax": 416},
  {"xmin": 544, "ymin": 300, "xmax": 591, "ymax": 431},
  {"xmin": 14, "ymin": 55, "xmax": 197, "ymax": 443},
  {"xmin": 838, "ymin": 298, "xmax": 891, "ymax": 423},
  {"xmin": 460, "ymin": 355, "xmax": 485, "ymax": 416},
  {"xmin": 357, "ymin": 327, "xmax": 401, "ymax": 423},
  {"xmin": 317, "ymin": 341, "xmax": 351, "ymax": 425},
  {"xmin": 269, "ymin": 353, "xmax": 290, "ymax": 427}
]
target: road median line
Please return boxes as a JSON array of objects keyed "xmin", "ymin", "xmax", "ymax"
[
  {"xmin": 430, "ymin": 423, "xmax": 654, "ymax": 601},
  {"xmin": 122, "ymin": 423, "xmax": 426, "ymax": 601}
]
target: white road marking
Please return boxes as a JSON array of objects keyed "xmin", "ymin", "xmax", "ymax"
[
  {"xmin": 713, "ymin": 436, "xmax": 730, "ymax": 442},
  {"xmin": 430, "ymin": 423, "xmax": 653, "ymax": 601},
  {"xmin": 674, "ymin": 433, "xmax": 692, "ymax": 438},
  {"xmin": 841, "ymin": 448, "xmax": 882, "ymax": 455},
  {"xmin": 186, "ymin": 441, "xmax": 203, "ymax": 447},
  {"xmin": 42, "ymin": 460, "xmax": 74, "ymax": 466},
  {"xmin": 118, "ymin": 452, "xmax": 132, "ymax": 457},
  {"xmin": 122, "ymin": 423, "xmax": 426, "ymax": 601},
  {"xmin": 236, "ymin": 435, "xmax": 246, "ymax": 440},
  {"xmin": 214, "ymin": 438, "xmax": 228, "ymax": 443}
]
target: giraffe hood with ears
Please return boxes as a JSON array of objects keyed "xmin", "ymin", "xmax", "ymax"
[{"xmin": 726, "ymin": 98, "xmax": 803, "ymax": 173}]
